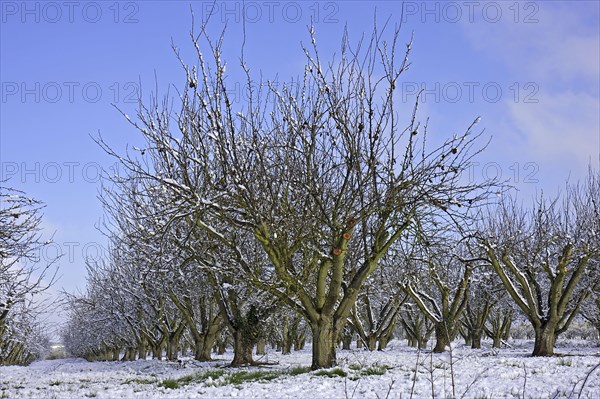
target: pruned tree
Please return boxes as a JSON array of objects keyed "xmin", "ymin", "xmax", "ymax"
[
  {"xmin": 349, "ymin": 248, "xmax": 407, "ymax": 351},
  {"xmin": 400, "ymin": 233, "xmax": 473, "ymax": 353},
  {"xmin": 477, "ymin": 169, "xmax": 600, "ymax": 356},
  {"xmin": 399, "ymin": 303, "xmax": 434, "ymax": 349},
  {"xmin": 461, "ymin": 263, "xmax": 506, "ymax": 349},
  {"xmin": 98, "ymin": 16, "xmax": 498, "ymax": 368}
]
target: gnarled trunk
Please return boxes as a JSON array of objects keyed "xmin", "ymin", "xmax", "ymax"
[
  {"xmin": 231, "ymin": 330, "xmax": 254, "ymax": 366},
  {"xmin": 433, "ymin": 323, "xmax": 451, "ymax": 353},
  {"xmin": 311, "ymin": 318, "xmax": 337, "ymax": 370},
  {"xmin": 166, "ymin": 335, "xmax": 179, "ymax": 361},
  {"xmin": 533, "ymin": 323, "xmax": 556, "ymax": 356},
  {"xmin": 194, "ymin": 325, "xmax": 219, "ymax": 361}
]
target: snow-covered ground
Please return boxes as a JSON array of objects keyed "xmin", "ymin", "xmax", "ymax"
[{"xmin": 1, "ymin": 339, "xmax": 599, "ymax": 398}]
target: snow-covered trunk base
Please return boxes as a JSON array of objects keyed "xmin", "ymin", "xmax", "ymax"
[
  {"xmin": 408, "ymin": 337, "xmax": 420, "ymax": 348},
  {"xmin": 194, "ymin": 333, "xmax": 216, "ymax": 361},
  {"xmin": 311, "ymin": 320, "xmax": 337, "ymax": 370},
  {"xmin": 230, "ymin": 330, "xmax": 254, "ymax": 366},
  {"xmin": 532, "ymin": 324, "xmax": 556, "ymax": 356},
  {"xmin": 433, "ymin": 323, "xmax": 451, "ymax": 353},
  {"xmin": 463, "ymin": 334, "xmax": 472, "ymax": 347}
]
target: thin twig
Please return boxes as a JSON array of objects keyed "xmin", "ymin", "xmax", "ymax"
[{"xmin": 409, "ymin": 348, "xmax": 421, "ymax": 399}]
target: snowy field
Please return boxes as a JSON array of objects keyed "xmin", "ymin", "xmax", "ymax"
[{"xmin": 1, "ymin": 340, "xmax": 599, "ymax": 399}]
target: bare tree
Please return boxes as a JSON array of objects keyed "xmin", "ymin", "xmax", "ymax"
[
  {"xmin": 400, "ymin": 234, "xmax": 473, "ymax": 353},
  {"xmin": 581, "ymin": 293, "xmax": 600, "ymax": 340},
  {"xmin": 98, "ymin": 17, "xmax": 497, "ymax": 368},
  {"xmin": 0, "ymin": 184, "xmax": 57, "ymax": 365},
  {"xmin": 349, "ymin": 277, "xmax": 406, "ymax": 351},
  {"xmin": 461, "ymin": 262, "xmax": 506, "ymax": 348},
  {"xmin": 477, "ymin": 169, "xmax": 600, "ymax": 356},
  {"xmin": 399, "ymin": 303, "xmax": 434, "ymax": 349}
]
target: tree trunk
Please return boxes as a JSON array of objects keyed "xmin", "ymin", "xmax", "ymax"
[
  {"xmin": 433, "ymin": 323, "xmax": 451, "ymax": 353},
  {"xmin": 137, "ymin": 341, "xmax": 147, "ymax": 360},
  {"xmin": 281, "ymin": 320, "xmax": 292, "ymax": 355},
  {"xmin": 230, "ymin": 330, "xmax": 254, "ymax": 366},
  {"xmin": 256, "ymin": 337, "xmax": 266, "ymax": 355},
  {"xmin": 311, "ymin": 319, "xmax": 336, "ymax": 370},
  {"xmin": 492, "ymin": 335, "xmax": 502, "ymax": 348},
  {"xmin": 282, "ymin": 337, "xmax": 292, "ymax": 355},
  {"xmin": 192, "ymin": 321, "xmax": 220, "ymax": 361},
  {"xmin": 194, "ymin": 343, "xmax": 205, "ymax": 361},
  {"xmin": 340, "ymin": 324, "xmax": 353, "ymax": 350},
  {"xmin": 281, "ymin": 320, "xmax": 291, "ymax": 355},
  {"xmin": 366, "ymin": 335, "xmax": 377, "ymax": 351},
  {"xmin": 180, "ymin": 343, "xmax": 188, "ymax": 358},
  {"xmin": 152, "ymin": 345, "xmax": 162, "ymax": 360},
  {"xmin": 378, "ymin": 336, "xmax": 389, "ymax": 351},
  {"xmin": 533, "ymin": 323, "xmax": 556, "ymax": 356},
  {"xmin": 341, "ymin": 334, "xmax": 352, "ymax": 350},
  {"xmin": 166, "ymin": 335, "xmax": 179, "ymax": 361},
  {"xmin": 122, "ymin": 347, "xmax": 136, "ymax": 361},
  {"xmin": 502, "ymin": 317, "xmax": 512, "ymax": 341},
  {"xmin": 200, "ymin": 329, "xmax": 218, "ymax": 361},
  {"xmin": 294, "ymin": 335, "xmax": 306, "ymax": 351},
  {"xmin": 217, "ymin": 340, "xmax": 226, "ymax": 354},
  {"xmin": 471, "ymin": 329, "xmax": 483, "ymax": 349}
]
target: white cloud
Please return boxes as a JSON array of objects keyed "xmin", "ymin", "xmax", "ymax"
[
  {"xmin": 462, "ymin": 2, "xmax": 600, "ymax": 85},
  {"xmin": 460, "ymin": 1, "xmax": 600, "ymax": 186},
  {"xmin": 507, "ymin": 91, "xmax": 599, "ymax": 171}
]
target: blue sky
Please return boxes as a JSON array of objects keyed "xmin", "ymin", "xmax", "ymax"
[{"xmin": 1, "ymin": 1, "xmax": 599, "ymax": 312}]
